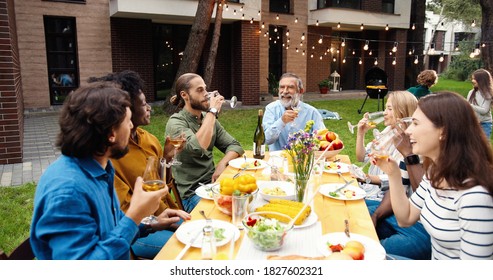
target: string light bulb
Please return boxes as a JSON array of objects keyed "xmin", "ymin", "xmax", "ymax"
[
  {"xmin": 286, "ymin": 29, "xmax": 289, "ymax": 36},
  {"xmin": 233, "ymin": 9, "xmax": 236, "ymax": 15},
  {"xmin": 296, "ymin": 48, "xmax": 299, "ymax": 53},
  {"xmin": 439, "ymin": 53, "xmax": 444, "ymax": 62},
  {"xmin": 475, "ymin": 43, "xmax": 481, "ymax": 55},
  {"xmin": 374, "ymin": 58, "xmax": 378, "ymax": 65},
  {"xmin": 412, "ymin": 23, "xmax": 415, "ymax": 30},
  {"xmin": 320, "ymin": 56, "xmax": 323, "ymax": 60},
  {"xmin": 392, "ymin": 57, "xmax": 396, "ymax": 65},
  {"xmin": 369, "ymin": 50, "xmax": 372, "ymax": 56},
  {"xmin": 360, "ymin": 23, "xmax": 364, "ymax": 30},
  {"xmin": 414, "ymin": 55, "xmax": 419, "ymax": 64},
  {"xmin": 274, "ymin": 26, "xmax": 278, "ymax": 32},
  {"xmin": 301, "ymin": 33, "xmax": 305, "ymax": 41},
  {"xmin": 352, "ymin": 50, "xmax": 356, "ymax": 55},
  {"xmin": 310, "ymin": 53, "xmax": 314, "ymax": 58},
  {"xmin": 392, "ymin": 42, "xmax": 398, "ymax": 52},
  {"xmin": 276, "ymin": 14, "xmax": 279, "ymax": 20},
  {"xmin": 225, "ymin": 5, "xmax": 228, "ymax": 11},
  {"xmin": 241, "ymin": 14, "xmax": 245, "ymax": 20},
  {"xmin": 258, "ymin": 10, "xmax": 260, "ymax": 16},
  {"xmin": 333, "ymin": 56, "xmax": 336, "ymax": 62},
  {"xmin": 359, "ymin": 58, "xmax": 362, "ymax": 65},
  {"xmin": 471, "ymin": 20, "xmax": 476, "ymax": 27},
  {"xmin": 385, "ymin": 24, "xmax": 389, "ymax": 31},
  {"xmin": 295, "ymin": 17, "xmax": 298, "ymax": 23},
  {"xmin": 341, "ymin": 38, "xmax": 346, "ymax": 47},
  {"xmin": 261, "ymin": 22, "xmax": 265, "ymax": 29},
  {"xmin": 240, "ymin": 5, "xmax": 243, "ymax": 12},
  {"xmin": 318, "ymin": 36, "xmax": 323, "ymax": 44},
  {"xmin": 363, "ymin": 40, "xmax": 369, "ymax": 51},
  {"xmin": 316, "ymin": 20, "xmax": 319, "ymax": 26},
  {"xmin": 250, "ymin": 18, "xmax": 254, "ymax": 24},
  {"xmin": 337, "ymin": 22, "xmax": 341, "ymax": 28},
  {"xmin": 482, "ymin": 43, "xmax": 486, "ymax": 48},
  {"xmin": 343, "ymin": 57, "xmax": 346, "ymax": 63},
  {"xmin": 302, "ymin": 50, "xmax": 305, "ymax": 56}
]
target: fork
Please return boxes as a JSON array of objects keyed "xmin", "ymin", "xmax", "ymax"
[
  {"xmin": 337, "ymin": 171, "xmax": 350, "ymax": 184},
  {"xmin": 233, "ymin": 167, "xmax": 247, "ymax": 179}
]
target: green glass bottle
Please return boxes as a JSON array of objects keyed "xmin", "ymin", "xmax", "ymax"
[{"xmin": 253, "ymin": 109, "xmax": 265, "ymax": 159}]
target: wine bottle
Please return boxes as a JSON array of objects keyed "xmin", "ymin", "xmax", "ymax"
[{"xmin": 253, "ymin": 109, "xmax": 265, "ymax": 159}]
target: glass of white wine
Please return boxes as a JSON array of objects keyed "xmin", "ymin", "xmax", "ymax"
[
  {"xmin": 169, "ymin": 129, "xmax": 185, "ymax": 166},
  {"xmin": 141, "ymin": 156, "xmax": 167, "ymax": 225},
  {"xmin": 207, "ymin": 91, "xmax": 237, "ymax": 108},
  {"xmin": 290, "ymin": 92, "xmax": 302, "ymax": 127},
  {"xmin": 347, "ymin": 111, "xmax": 385, "ymax": 134}
]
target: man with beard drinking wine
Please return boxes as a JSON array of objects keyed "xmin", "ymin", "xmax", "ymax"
[
  {"xmin": 167, "ymin": 73, "xmax": 244, "ymax": 212},
  {"xmin": 263, "ymin": 72, "xmax": 326, "ymax": 151},
  {"xmin": 30, "ymin": 82, "xmax": 188, "ymax": 259}
]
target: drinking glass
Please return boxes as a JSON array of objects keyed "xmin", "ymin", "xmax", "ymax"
[
  {"xmin": 141, "ymin": 156, "xmax": 167, "ymax": 225},
  {"xmin": 232, "ymin": 194, "xmax": 249, "ymax": 229},
  {"xmin": 207, "ymin": 90, "xmax": 237, "ymax": 108},
  {"xmin": 347, "ymin": 111, "xmax": 385, "ymax": 134},
  {"xmin": 169, "ymin": 129, "xmax": 185, "ymax": 166},
  {"xmin": 290, "ymin": 93, "xmax": 302, "ymax": 127}
]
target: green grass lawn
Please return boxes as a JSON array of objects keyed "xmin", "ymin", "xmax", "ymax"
[{"xmin": 0, "ymin": 77, "xmax": 481, "ymax": 255}]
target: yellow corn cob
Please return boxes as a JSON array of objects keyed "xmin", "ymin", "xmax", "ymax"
[{"xmin": 255, "ymin": 199, "xmax": 311, "ymax": 225}]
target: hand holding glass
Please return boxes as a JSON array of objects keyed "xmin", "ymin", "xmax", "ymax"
[
  {"xmin": 290, "ymin": 93, "xmax": 302, "ymax": 127},
  {"xmin": 207, "ymin": 90, "xmax": 237, "ymax": 108},
  {"xmin": 347, "ymin": 111, "xmax": 385, "ymax": 134},
  {"xmin": 169, "ymin": 130, "xmax": 185, "ymax": 166}
]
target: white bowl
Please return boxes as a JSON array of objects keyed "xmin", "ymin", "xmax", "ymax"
[{"xmin": 257, "ymin": 180, "xmax": 296, "ymax": 201}]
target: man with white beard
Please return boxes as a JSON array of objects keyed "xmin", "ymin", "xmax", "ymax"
[{"xmin": 263, "ymin": 73, "xmax": 326, "ymax": 151}]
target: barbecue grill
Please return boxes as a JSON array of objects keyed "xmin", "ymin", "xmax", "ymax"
[{"xmin": 358, "ymin": 67, "xmax": 388, "ymax": 114}]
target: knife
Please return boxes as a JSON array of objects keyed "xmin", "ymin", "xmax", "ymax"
[
  {"xmin": 175, "ymin": 229, "xmax": 202, "ymax": 260},
  {"xmin": 329, "ymin": 179, "xmax": 356, "ymax": 197}
]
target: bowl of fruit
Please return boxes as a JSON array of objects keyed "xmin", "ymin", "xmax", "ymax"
[
  {"xmin": 211, "ymin": 174, "xmax": 259, "ymax": 215},
  {"xmin": 242, "ymin": 211, "xmax": 294, "ymax": 251},
  {"xmin": 315, "ymin": 129, "xmax": 344, "ymax": 160}
]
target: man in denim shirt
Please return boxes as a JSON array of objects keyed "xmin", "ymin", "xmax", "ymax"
[
  {"xmin": 30, "ymin": 83, "xmax": 189, "ymax": 259},
  {"xmin": 263, "ymin": 73, "xmax": 326, "ymax": 151}
]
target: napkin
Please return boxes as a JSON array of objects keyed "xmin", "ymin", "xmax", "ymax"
[{"xmin": 235, "ymin": 221, "xmax": 323, "ymax": 260}]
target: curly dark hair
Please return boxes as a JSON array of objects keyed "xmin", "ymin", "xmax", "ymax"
[{"xmin": 56, "ymin": 82, "xmax": 131, "ymax": 158}]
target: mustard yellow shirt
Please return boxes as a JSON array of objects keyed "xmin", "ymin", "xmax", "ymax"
[{"xmin": 111, "ymin": 127, "xmax": 177, "ymax": 215}]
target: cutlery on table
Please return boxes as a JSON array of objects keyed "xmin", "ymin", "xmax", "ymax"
[
  {"xmin": 199, "ymin": 210, "xmax": 212, "ymax": 223},
  {"xmin": 344, "ymin": 219, "xmax": 351, "ymax": 238},
  {"xmin": 175, "ymin": 229, "xmax": 202, "ymax": 260},
  {"xmin": 329, "ymin": 179, "xmax": 356, "ymax": 197}
]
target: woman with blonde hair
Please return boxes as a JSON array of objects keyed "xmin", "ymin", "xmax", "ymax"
[
  {"xmin": 374, "ymin": 91, "xmax": 493, "ymax": 259},
  {"xmin": 467, "ymin": 68, "xmax": 493, "ymax": 138},
  {"xmin": 354, "ymin": 90, "xmax": 431, "ymax": 259}
]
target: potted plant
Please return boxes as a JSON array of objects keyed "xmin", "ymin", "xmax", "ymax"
[{"xmin": 318, "ymin": 79, "xmax": 333, "ymax": 94}]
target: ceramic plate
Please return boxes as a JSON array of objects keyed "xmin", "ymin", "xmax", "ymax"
[
  {"xmin": 195, "ymin": 184, "xmax": 215, "ymax": 200},
  {"xmin": 294, "ymin": 211, "xmax": 318, "ymax": 229},
  {"xmin": 318, "ymin": 232, "xmax": 386, "ymax": 260},
  {"xmin": 318, "ymin": 183, "xmax": 366, "ymax": 200},
  {"xmin": 257, "ymin": 180, "xmax": 296, "ymax": 201},
  {"xmin": 323, "ymin": 162, "xmax": 350, "ymax": 174},
  {"xmin": 228, "ymin": 157, "xmax": 267, "ymax": 170},
  {"xmin": 175, "ymin": 219, "xmax": 240, "ymax": 248}
]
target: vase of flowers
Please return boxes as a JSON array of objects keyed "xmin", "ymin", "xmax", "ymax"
[{"xmin": 283, "ymin": 120, "xmax": 321, "ymax": 202}]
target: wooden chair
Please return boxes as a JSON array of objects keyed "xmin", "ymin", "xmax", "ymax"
[
  {"xmin": 167, "ymin": 178, "xmax": 184, "ymax": 211},
  {"xmin": 0, "ymin": 238, "xmax": 34, "ymax": 260}
]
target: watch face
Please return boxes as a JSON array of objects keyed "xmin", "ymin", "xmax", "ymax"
[{"xmin": 209, "ymin": 108, "xmax": 217, "ymax": 113}]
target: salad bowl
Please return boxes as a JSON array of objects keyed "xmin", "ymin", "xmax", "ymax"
[{"xmin": 242, "ymin": 211, "xmax": 293, "ymax": 251}]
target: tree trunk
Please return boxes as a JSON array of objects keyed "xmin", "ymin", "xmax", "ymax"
[
  {"xmin": 406, "ymin": 0, "xmax": 426, "ymax": 88},
  {"xmin": 165, "ymin": 0, "xmax": 215, "ymax": 114},
  {"xmin": 480, "ymin": 0, "xmax": 493, "ymax": 73},
  {"xmin": 204, "ymin": 1, "xmax": 223, "ymax": 87}
]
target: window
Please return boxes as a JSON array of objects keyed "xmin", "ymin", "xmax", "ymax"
[
  {"xmin": 319, "ymin": 0, "xmax": 361, "ymax": 10},
  {"xmin": 44, "ymin": 16, "xmax": 79, "ymax": 105},
  {"xmin": 270, "ymin": 0, "xmax": 290, "ymax": 14},
  {"xmin": 382, "ymin": 0, "xmax": 394, "ymax": 14}
]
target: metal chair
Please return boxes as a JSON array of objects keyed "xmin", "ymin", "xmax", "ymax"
[{"xmin": 0, "ymin": 238, "xmax": 34, "ymax": 260}]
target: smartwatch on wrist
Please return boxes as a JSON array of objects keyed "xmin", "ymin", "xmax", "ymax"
[
  {"xmin": 404, "ymin": 154, "xmax": 420, "ymax": 165},
  {"xmin": 207, "ymin": 107, "xmax": 218, "ymax": 118}
]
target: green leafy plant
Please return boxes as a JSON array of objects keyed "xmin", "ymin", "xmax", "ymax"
[
  {"xmin": 267, "ymin": 73, "xmax": 279, "ymax": 96},
  {"xmin": 318, "ymin": 78, "xmax": 333, "ymax": 88}
]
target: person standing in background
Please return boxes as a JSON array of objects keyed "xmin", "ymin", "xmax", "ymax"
[
  {"xmin": 407, "ymin": 70, "xmax": 438, "ymax": 99},
  {"xmin": 263, "ymin": 72, "xmax": 326, "ymax": 151},
  {"xmin": 467, "ymin": 69, "xmax": 493, "ymax": 138}
]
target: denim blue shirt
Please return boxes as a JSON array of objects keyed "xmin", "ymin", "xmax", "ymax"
[
  {"xmin": 30, "ymin": 155, "xmax": 142, "ymax": 260},
  {"xmin": 263, "ymin": 100, "xmax": 326, "ymax": 151}
]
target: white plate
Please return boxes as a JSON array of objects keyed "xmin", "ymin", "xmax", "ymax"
[
  {"xmin": 175, "ymin": 219, "xmax": 240, "ymax": 248},
  {"xmin": 323, "ymin": 162, "xmax": 350, "ymax": 174},
  {"xmin": 318, "ymin": 232, "xmax": 386, "ymax": 260},
  {"xmin": 318, "ymin": 183, "xmax": 366, "ymax": 200},
  {"xmin": 294, "ymin": 211, "xmax": 318, "ymax": 229},
  {"xmin": 257, "ymin": 180, "xmax": 296, "ymax": 201},
  {"xmin": 195, "ymin": 184, "xmax": 215, "ymax": 200},
  {"xmin": 228, "ymin": 157, "xmax": 267, "ymax": 170}
]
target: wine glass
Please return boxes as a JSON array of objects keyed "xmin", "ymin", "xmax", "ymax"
[
  {"xmin": 207, "ymin": 91, "xmax": 237, "ymax": 108},
  {"xmin": 290, "ymin": 93, "xmax": 302, "ymax": 127},
  {"xmin": 169, "ymin": 129, "xmax": 185, "ymax": 166},
  {"xmin": 347, "ymin": 111, "xmax": 385, "ymax": 134},
  {"xmin": 141, "ymin": 156, "xmax": 167, "ymax": 225}
]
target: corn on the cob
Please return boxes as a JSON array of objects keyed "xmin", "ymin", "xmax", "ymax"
[{"xmin": 255, "ymin": 199, "xmax": 311, "ymax": 225}]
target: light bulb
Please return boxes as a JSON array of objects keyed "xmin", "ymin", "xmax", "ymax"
[
  {"xmin": 301, "ymin": 33, "xmax": 305, "ymax": 40},
  {"xmin": 261, "ymin": 22, "xmax": 265, "ymax": 29},
  {"xmin": 414, "ymin": 56, "xmax": 419, "ymax": 64},
  {"xmin": 385, "ymin": 24, "xmax": 389, "ymax": 31},
  {"xmin": 364, "ymin": 40, "xmax": 369, "ymax": 51},
  {"xmin": 310, "ymin": 53, "xmax": 314, "ymax": 58},
  {"xmin": 359, "ymin": 58, "xmax": 362, "ymax": 65},
  {"xmin": 316, "ymin": 20, "xmax": 319, "ymax": 26},
  {"xmin": 274, "ymin": 27, "xmax": 277, "ymax": 32},
  {"xmin": 341, "ymin": 38, "xmax": 346, "ymax": 47},
  {"xmin": 360, "ymin": 23, "xmax": 364, "ymax": 30},
  {"xmin": 276, "ymin": 14, "xmax": 279, "ymax": 20},
  {"xmin": 374, "ymin": 58, "xmax": 378, "ymax": 65},
  {"xmin": 392, "ymin": 42, "xmax": 398, "ymax": 52},
  {"xmin": 352, "ymin": 50, "xmax": 355, "ymax": 55},
  {"xmin": 320, "ymin": 56, "xmax": 323, "ymax": 60},
  {"xmin": 471, "ymin": 20, "xmax": 476, "ymax": 27},
  {"xmin": 286, "ymin": 29, "xmax": 289, "ymax": 36},
  {"xmin": 439, "ymin": 54, "xmax": 444, "ymax": 62},
  {"xmin": 250, "ymin": 18, "xmax": 254, "ymax": 24},
  {"xmin": 333, "ymin": 57, "xmax": 336, "ymax": 62},
  {"xmin": 412, "ymin": 23, "xmax": 415, "ymax": 30},
  {"xmin": 295, "ymin": 17, "xmax": 298, "ymax": 23},
  {"xmin": 470, "ymin": 52, "xmax": 475, "ymax": 58},
  {"xmin": 343, "ymin": 57, "xmax": 346, "ymax": 63},
  {"xmin": 302, "ymin": 50, "xmax": 305, "ymax": 56},
  {"xmin": 392, "ymin": 58, "xmax": 396, "ymax": 65},
  {"xmin": 318, "ymin": 36, "xmax": 323, "ymax": 44},
  {"xmin": 369, "ymin": 50, "xmax": 373, "ymax": 56}
]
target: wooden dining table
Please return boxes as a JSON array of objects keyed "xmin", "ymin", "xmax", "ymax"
[{"xmin": 154, "ymin": 151, "xmax": 378, "ymax": 260}]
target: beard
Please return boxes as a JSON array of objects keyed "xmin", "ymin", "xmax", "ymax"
[
  {"xmin": 109, "ymin": 144, "xmax": 129, "ymax": 159},
  {"xmin": 279, "ymin": 93, "xmax": 293, "ymax": 108},
  {"xmin": 190, "ymin": 94, "xmax": 209, "ymax": 111}
]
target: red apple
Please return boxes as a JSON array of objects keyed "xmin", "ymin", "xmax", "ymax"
[
  {"xmin": 325, "ymin": 131, "xmax": 337, "ymax": 142},
  {"xmin": 332, "ymin": 139, "xmax": 344, "ymax": 150}
]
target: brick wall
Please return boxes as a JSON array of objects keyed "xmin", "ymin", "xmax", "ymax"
[
  {"xmin": 0, "ymin": 0, "xmax": 23, "ymax": 164},
  {"xmin": 14, "ymin": 0, "xmax": 112, "ymax": 109},
  {"xmin": 232, "ymin": 21, "xmax": 260, "ymax": 106},
  {"xmin": 110, "ymin": 18, "xmax": 155, "ymax": 102},
  {"xmin": 306, "ymin": 26, "xmax": 332, "ymax": 93}
]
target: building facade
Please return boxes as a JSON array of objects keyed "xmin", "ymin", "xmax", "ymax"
[{"xmin": 1, "ymin": 0, "xmax": 412, "ymax": 163}]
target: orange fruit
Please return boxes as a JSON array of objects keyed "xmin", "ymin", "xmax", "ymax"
[{"xmin": 342, "ymin": 246, "xmax": 364, "ymax": 260}]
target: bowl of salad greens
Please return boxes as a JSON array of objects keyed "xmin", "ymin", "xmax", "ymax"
[{"xmin": 242, "ymin": 211, "xmax": 293, "ymax": 251}]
